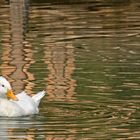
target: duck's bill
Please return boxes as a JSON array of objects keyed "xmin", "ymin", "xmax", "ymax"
[{"xmin": 6, "ymin": 90, "xmax": 18, "ymax": 101}]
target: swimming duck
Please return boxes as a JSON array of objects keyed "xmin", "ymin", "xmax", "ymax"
[{"xmin": 0, "ymin": 76, "xmax": 45, "ymax": 117}]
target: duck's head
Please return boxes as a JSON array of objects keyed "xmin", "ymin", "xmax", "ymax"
[{"xmin": 0, "ymin": 76, "xmax": 18, "ymax": 100}]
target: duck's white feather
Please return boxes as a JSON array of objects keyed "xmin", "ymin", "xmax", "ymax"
[
  {"xmin": 0, "ymin": 91, "xmax": 45, "ymax": 117},
  {"xmin": 0, "ymin": 99, "xmax": 25, "ymax": 117},
  {"xmin": 32, "ymin": 90, "xmax": 45, "ymax": 106},
  {"xmin": 0, "ymin": 76, "xmax": 45, "ymax": 117},
  {"xmin": 15, "ymin": 91, "xmax": 45, "ymax": 115}
]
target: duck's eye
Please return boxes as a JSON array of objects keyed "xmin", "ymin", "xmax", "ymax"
[{"xmin": 2, "ymin": 85, "xmax": 5, "ymax": 87}]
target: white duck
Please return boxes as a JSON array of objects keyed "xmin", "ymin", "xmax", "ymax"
[{"xmin": 0, "ymin": 76, "xmax": 45, "ymax": 117}]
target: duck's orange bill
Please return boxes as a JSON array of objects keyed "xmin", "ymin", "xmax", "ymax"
[{"xmin": 6, "ymin": 90, "xmax": 18, "ymax": 101}]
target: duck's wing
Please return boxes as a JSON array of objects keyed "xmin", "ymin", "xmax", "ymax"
[
  {"xmin": 16, "ymin": 91, "xmax": 28, "ymax": 99},
  {"xmin": 15, "ymin": 91, "xmax": 45, "ymax": 115},
  {"xmin": 15, "ymin": 91, "xmax": 38, "ymax": 115},
  {"xmin": 32, "ymin": 90, "xmax": 45, "ymax": 106}
]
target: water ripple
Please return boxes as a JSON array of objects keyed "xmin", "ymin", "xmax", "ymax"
[{"xmin": 0, "ymin": 0, "xmax": 140, "ymax": 139}]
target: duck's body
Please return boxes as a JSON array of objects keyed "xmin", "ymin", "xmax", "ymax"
[
  {"xmin": 0, "ymin": 76, "xmax": 45, "ymax": 117},
  {"xmin": 0, "ymin": 98, "xmax": 25, "ymax": 117}
]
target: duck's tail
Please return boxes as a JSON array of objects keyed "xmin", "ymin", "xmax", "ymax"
[{"xmin": 32, "ymin": 90, "xmax": 45, "ymax": 106}]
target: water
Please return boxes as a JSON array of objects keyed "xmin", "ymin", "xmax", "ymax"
[{"xmin": 0, "ymin": 0, "xmax": 140, "ymax": 139}]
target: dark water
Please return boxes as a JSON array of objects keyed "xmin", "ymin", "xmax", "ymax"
[{"xmin": 0, "ymin": 0, "xmax": 140, "ymax": 139}]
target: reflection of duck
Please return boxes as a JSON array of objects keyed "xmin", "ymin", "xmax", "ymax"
[
  {"xmin": 0, "ymin": 116, "xmax": 36, "ymax": 138},
  {"xmin": 0, "ymin": 76, "xmax": 45, "ymax": 117}
]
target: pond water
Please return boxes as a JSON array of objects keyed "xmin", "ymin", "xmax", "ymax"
[{"xmin": 0, "ymin": 0, "xmax": 140, "ymax": 139}]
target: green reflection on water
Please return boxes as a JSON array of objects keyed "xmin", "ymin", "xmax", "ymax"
[{"xmin": 0, "ymin": 0, "xmax": 140, "ymax": 139}]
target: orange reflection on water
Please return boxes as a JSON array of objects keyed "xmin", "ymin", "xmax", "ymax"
[
  {"xmin": 8, "ymin": 0, "xmax": 29, "ymax": 93},
  {"xmin": 45, "ymin": 135, "xmax": 75, "ymax": 140},
  {"xmin": 44, "ymin": 42, "xmax": 76, "ymax": 101},
  {"xmin": 0, "ymin": 43, "xmax": 15, "ymax": 79},
  {"xmin": 23, "ymin": 42, "xmax": 35, "ymax": 95},
  {"xmin": 0, "ymin": 6, "xmax": 14, "ymax": 81}
]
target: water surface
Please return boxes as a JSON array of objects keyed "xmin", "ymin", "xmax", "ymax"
[{"xmin": 0, "ymin": 0, "xmax": 140, "ymax": 139}]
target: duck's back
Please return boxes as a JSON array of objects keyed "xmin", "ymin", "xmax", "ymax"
[
  {"xmin": 15, "ymin": 92, "xmax": 38, "ymax": 115},
  {"xmin": 15, "ymin": 91, "xmax": 45, "ymax": 115},
  {"xmin": 0, "ymin": 91, "xmax": 45, "ymax": 117}
]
